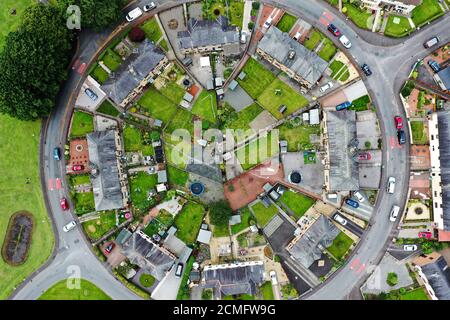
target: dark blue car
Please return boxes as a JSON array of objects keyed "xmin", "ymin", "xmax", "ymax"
[
  {"xmin": 345, "ymin": 198, "xmax": 359, "ymax": 208},
  {"xmin": 336, "ymin": 101, "xmax": 351, "ymax": 111}
]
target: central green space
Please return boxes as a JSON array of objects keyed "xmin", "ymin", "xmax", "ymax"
[{"xmin": 38, "ymin": 279, "xmax": 111, "ymax": 300}]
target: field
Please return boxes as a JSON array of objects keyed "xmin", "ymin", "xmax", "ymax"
[
  {"xmin": 0, "ymin": 115, "xmax": 54, "ymax": 300},
  {"xmin": 70, "ymin": 111, "xmax": 94, "ymax": 138},
  {"xmin": 235, "ymin": 132, "xmax": 279, "ymax": 170},
  {"xmin": 237, "ymin": 58, "xmax": 276, "ymax": 99},
  {"xmin": 384, "ymin": 15, "xmax": 413, "ymax": 37},
  {"xmin": 191, "ymin": 90, "xmax": 217, "ymax": 123},
  {"xmin": 278, "ymin": 123, "xmax": 320, "ymax": 151},
  {"xmin": 0, "ymin": 0, "xmax": 34, "ymax": 50},
  {"xmin": 38, "ymin": 279, "xmax": 111, "ymax": 300},
  {"xmin": 276, "ymin": 13, "xmax": 297, "ymax": 33},
  {"xmin": 138, "ymin": 86, "xmax": 178, "ymax": 123},
  {"xmin": 327, "ymin": 232, "xmax": 353, "ymax": 260},
  {"xmin": 411, "ymin": 0, "xmax": 443, "ymax": 27},
  {"xmin": 174, "ymin": 202, "xmax": 205, "ymax": 244},
  {"xmin": 251, "ymin": 202, "xmax": 279, "ymax": 227},
  {"xmin": 279, "ymin": 190, "xmax": 315, "ymax": 219}
]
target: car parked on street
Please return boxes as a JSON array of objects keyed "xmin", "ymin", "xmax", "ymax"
[
  {"xmin": 60, "ymin": 198, "xmax": 69, "ymax": 210},
  {"xmin": 339, "ymin": 35, "xmax": 352, "ymax": 49},
  {"xmin": 327, "ymin": 24, "xmax": 341, "ymax": 37},
  {"xmin": 394, "ymin": 116, "xmax": 403, "ymax": 129},
  {"xmin": 320, "ymin": 81, "xmax": 333, "ymax": 93},
  {"xmin": 345, "ymin": 198, "xmax": 359, "ymax": 208},
  {"xmin": 397, "ymin": 130, "xmax": 406, "ymax": 145},
  {"xmin": 403, "ymin": 244, "xmax": 417, "ymax": 251},
  {"xmin": 143, "ymin": 2, "xmax": 157, "ymax": 12},
  {"xmin": 387, "ymin": 177, "xmax": 396, "ymax": 194},
  {"xmin": 104, "ymin": 242, "xmax": 115, "ymax": 254},
  {"xmin": 419, "ymin": 231, "xmax": 432, "ymax": 239},
  {"xmin": 63, "ymin": 221, "xmax": 77, "ymax": 232},
  {"xmin": 72, "ymin": 165, "xmax": 84, "ymax": 172},
  {"xmin": 333, "ymin": 214, "xmax": 348, "ymax": 226},
  {"xmin": 126, "ymin": 7, "xmax": 143, "ymax": 22},
  {"xmin": 423, "ymin": 36, "xmax": 439, "ymax": 48},
  {"xmin": 53, "ymin": 147, "xmax": 61, "ymax": 160},
  {"xmin": 389, "ymin": 205, "xmax": 400, "ymax": 222},
  {"xmin": 428, "ymin": 60, "xmax": 441, "ymax": 73},
  {"xmin": 175, "ymin": 263, "xmax": 184, "ymax": 277},
  {"xmin": 358, "ymin": 152, "xmax": 371, "ymax": 160},
  {"xmin": 361, "ymin": 64, "xmax": 372, "ymax": 76},
  {"xmin": 270, "ymin": 271, "xmax": 278, "ymax": 285}
]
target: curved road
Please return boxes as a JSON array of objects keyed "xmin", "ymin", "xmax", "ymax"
[{"xmin": 11, "ymin": 0, "xmax": 450, "ymax": 299}]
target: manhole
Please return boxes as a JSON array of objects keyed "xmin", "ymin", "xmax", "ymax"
[
  {"xmin": 289, "ymin": 171, "xmax": 302, "ymax": 184},
  {"xmin": 190, "ymin": 182, "xmax": 205, "ymax": 196}
]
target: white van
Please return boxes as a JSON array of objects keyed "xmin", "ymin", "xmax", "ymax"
[
  {"xmin": 240, "ymin": 32, "xmax": 247, "ymax": 44},
  {"xmin": 339, "ymin": 35, "xmax": 352, "ymax": 49},
  {"xmin": 387, "ymin": 177, "xmax": 396, "ymax": 194},
  {"xmin": 424, "ymin": 36, "xmax": 439, "ymax": 48},
  {"xmin": 126, "ymin": 7, "xmax": 143, "ymax": 22},
  {"xmin": 389, "ymin": 205, "xmax": 400, "ymax": 222},
  {"xmin": 263, "ymin": 17, "xmax": 273, "ymax": 29}
]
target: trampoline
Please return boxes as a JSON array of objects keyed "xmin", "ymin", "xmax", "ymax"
[{"xmin": 190, "ymin": 182, "xmax": 205, "ymax": 195}]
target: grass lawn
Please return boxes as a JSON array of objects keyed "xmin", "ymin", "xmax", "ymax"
[
  {"xmin": 229, "ymin": 1, "xmax": 244, "ymax": 29},
  {"xmin": 237, "ymin": 58, "xmax": 276, "ymax": 99},
  {"xmin": 38, "ymin": 279, "xmax": 111, "ymax": 300},
  {"xmin": 223, "ymin": 103, "xmax": 264, "ymax": 132},
  {"xmin": 90, "ymin": 64, "xmax": 109, "ymax": 84},
  {"xmin": 384, "ymin": 15, "xmax": 413, "ymax": 37},
  {"xmin": 257, "ymin": 79, "xmax": 309, "ymax": 120},
  {"xmin": 276, "ymin": 13, "xmax": 297, "ymax": 33},
  {"xmin": 0, "ymin": 115, "xmax": 54, "ymax": 299},
  {"xmin": 159, "ymin": 81, "xmax": 186, "ymax": 105},
  {"xmin": 231, "ymin": 207, "xmax": 252, "ymax": 235},
  {"xmin": 304, "ymin": 30, "xmax": 323, "ymax": 50},
  {"xmin": 213, "ymin": 224, "xmax": 230, "ymax": 237},
  {"xmin": 223, "ymin": 294, "xmax": 255, "ymax": 300},
  {"xmin": 129, "ymin": 172, "xmax": 158, "ymax": 210},
  {"xmin": 97, "ymin": 100, "xmax": 119, "ymax": 117},
  {"xmin": 411, "ymin": 0, "xmax": 443, "ymax": 27},
  {"xmin": 349, "ymin": 95, "xmax": 371, "ymax": 111},
  {"xmin": 329, "ymin": 60, "xmax": 350, "ymax": 81},
  {"xmin": 278, "ymin": 123, "xmax": 320, "ymax": 151},
  {"xmin": 327, "ymin": 232, "xmax": 353, "ymax": 260},
  {"xmin": 191, "ymin": 90, "xmax": 217, "ymax": 123},
  {"xmin": 165, "ymin": 107, "xmax": 194, "ymax": 135},
  {"xmin": 0, "ymin": 0, "xmax": 34, "ymax": 50},
  {"xmin": 138, "ymin": 86, "xmax": 178, "ymax": 123},
  {"xmin": 140, "ymin": 18, "xmax": 163, "ymax": 43},
  {"xmin": 69, "ymin": 174, "xmax": 91, "ymax": 187},
  {"xmin": 123, "ymin": 125, "xmax": 143, "ymax": 152},
  {"xmin": 251, "ymin": 201, "xmax": 279, "ymax": 227},
  {"xmin": 344, "ymin": 4, "xmax": 372, "ymax": 30},
  {"xmin": 73, "ymin": 191, "xmax": 95, "ymax": 215},
  {"xmin": 70, "ymin": 111, "xmax": 94, "ymax": 138},
  {"xmin": 318, "ymin": 38, "xmax": 337, "ymax": 62},
  {"xmin": 279, "ymin": 190, "xmax": 315, "ymax": 219},
  {"xmin": 400, "ymin": 288, "xmax": 429, "ymax": 300},
  {"xmin": 410, "ymin": 121, "xmax": 427, "ymax": 144},
  {"xmin": 82, "ymin": 211, "xmax": 116, "ymax": 241},
  {"xmin": 167, "ymin": 165, "xmax": 189, "ymax": 187},
  {"xmin": 174, "ymin": 202, "xmax": 205, "ymax": 244},
  {"xmin": 236, "ymin": 131, "xmax": 279, "ymax": 170},
  {"xmin": 164, "ymin": 133, "xmax": 191, "ymax": 169},
  {"xmin": 261, "ymin": 281, "xmax": 275, "ymax": 300},
  {"xmin": 101, "ymin": 49, "xmax": 122, "ymax": 72}
]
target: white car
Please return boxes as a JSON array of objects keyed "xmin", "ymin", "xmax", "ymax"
[
  {"xmin": 126, "ymin": 7, "xmax": 143, "ymax": 22},
  {"xmin": 143, "ymin": 2, "xmax": 157, "ymax": 12},
  {"xmin": 339, "ymin": 35, "xmax": 352, "ymax": 49},
  {"xmin": 333, "ymin": 214, "xmax": 347, "ymax": 226},
  {"xmin": 389, "ymin": 205, "xmax": 400, "ymax": 222},
  {"xmin": 293, "ymin": 31, "xmax": 302, "ymax": 41},
  {"xmin": 269, "ymin": 271, "xmax": 278, "ymax": 285},
  {"xmin": 319, "ymin": 82, "xmax": 333, "ymax": 93},
  {"xmin": 240, "ymin": 32, "xmax": 247, "ymax": 44},
  {"xmin": 63, "ymin": 221, "xmax": 77, "ymax": 232},
  {"xmin": 387, "ymin": 176, "xmax": 396, "ymax": 194},
  {"xmin": 263, "ymin": 17, "xmax": 273, "ymax": 29},
  {"xmin": 403, "ymin": 244, "xmax": 417, "ymax": 252},
  {"xmin": 353, "ymin": 191, "xmax": 365, "ymax": 202}
]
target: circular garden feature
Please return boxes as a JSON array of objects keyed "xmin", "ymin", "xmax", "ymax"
[
  {"xmin": 289, "ymin": 171, "xmax": 302, "ymax": 184},
  {"xmin": 190, "ymin": 182, "xmax": 205, "ymax": 196},
  {"xmin": 139, "ymin": 273, "xmax": 155, "ymax": 288},
  {"xmin": 1, "ymin": 211, "xmax": 35, "ymax": 266}
]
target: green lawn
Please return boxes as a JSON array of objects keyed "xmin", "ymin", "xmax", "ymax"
[
  {"xmin": 229, "ymin": 0, "xmax": 244, "ymax": 29},
  {"xmin": 304, "ymin": 30, "xmax": 323, "ymax": 50},
  {"xmin": 236, "ymin": 131, "xmax": 279, "ymax": 170},
  {"xmin": 230, "ymin": 207, "xmax": 252, "ymax": 235},
  {"xmin": 223, "ymin": 103, "xmax": 264, "ymax": 132},
  {"xmin": 399, "ymin": 288, "xmax": 429, "ymax": 300},
  {"xmin": 191, "ymin": 90, "xmax": 217, "ymax": 123},
  {"xmin": 159, "ymin": 81, "xmax": 186, "ymax": 105},
  {"xmin": 251, "ymin": 201, "xmax": 279, "ymax": 227},
  {"xmin": 318, "ymin": 38, "xmax": 337, "ymax": 62},
  {"xmin": 101, "ymin": 49, "xmax": 122, "ymax": 72},
  {"xmin": 257, "ymin": 79, "xmax": 309, "ymax": 120},
  {"xmin": 174, "ymin": 202, "xmax": 205, "ymax": 244},
  {"xmin": 164, "ymin": 133, "xmax": 191, "ymax": 168},
  {"xmin": 410, "ymin": 121, "xmax": 427, "ymax": 144},
  {"xmin": 349, "ymin": 95, "xmax": 371, "ymax": 112},
  {"xmin": 279, "ymin": 190, "xmax": 315, "ymax": 219},
  {"xmin": 129, "ymin": 172, "xmax": 158, "ymax": 211},
  {"xmin": 123, "ymin": 125, "xmax": 143, "ymax": 152},
  {"xmin": 223, "ymin": 294, "xmax": 255, "ymax": 300},
  {"xmin": 0, "ymin": 115, "xmax": 54, "ymax": 300},
  {"xmin": 90, "ymin": 64, "xmax": 109, "ymax": 84},
  {"xmin": 384, "ymin": 15, "xmax": 413, "ymax": 37},
  {"xmin": 0, "ymin": 0, "xmax": 34, "ymax": 50},
  {"xmin": 411, "ymin": 0, "xmax": 444, "ymax": 27},
  {"xmin": 38, "ymin": 279, "xmax": 111, "ymax": 300},
  {"xmin": 140, "ymin": 18, "xmax": 163, "ymax": 43},
  {"xmin": 344, "ymin": 4, "xmax": 372, "ymax": 30},
  {"xmin": 278, "ymin": 123, "xmax": 320, "ymax": 151},
  {"xmin": 70, "ymin": 110, "xmax": 94, "ymax": 138},
  {"xmin": 261, "ymin": 281, "xmax": 275, "ymax": 300},
  {"xmin": 327, "ymin": 232, "xmax": 353, "ymax": 260},
  {"xmin": 69, "ymin": 174, "xmax": 91, "ymax": 187},
  {"xmin": 237, "ymin": 58, "xmax": 276, "ymax": 99},
  {"xmin": 165, "ymin": 107, "xmax": 194, "ymax": 135},
  {"xmin": 329, "ymin": 60, "xmax": 350, "ymax": 81},
  {"xmin": 138, "ymin": 86, "xmax": 178, "ymax": 123},
  {"xmin": 167, "ymin": 165, "xmax": 189, "ymax": 187},
  {"xmin": 73, "ymin": 191, "xmax": 95, "ymax": 215},
  {"xmin": 276, "ymin": 13, "xmax": 297, "ymax": 33},
  {"xmin": 97, "ymin": 100, "xmax": 119, "ymax": 117},
  {"xmin": 82, "ymin": 211, "xmax": 117, "ymax": 241},
  {"xmin": 213, "ymin": 224, "xmax": 230, "ymax": 237}
]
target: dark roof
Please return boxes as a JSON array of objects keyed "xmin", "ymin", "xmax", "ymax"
[
  {"xmin": 101, "ymin": 40, "xmax": 165, "ymax": 105},
  {"xmin": 326, "ymin": 111, "xmax": 359, "ymax": 191},
  {"xmin": 287, "ymin": 215, "xmax": 340, "ymax": 268},
  {"xmin": 87, "ymin": 130, "xmax": 124, "ymax": 211},
  {"xmin": 421, "ymin": 256, "xmax": 450, "ymax": 300},
  {"xmin": 177, "ymin": 16, "xmax": 240, "ymax": 50},
  {"xmin": 257, "ymin": 27, "xmax": 328, "ymax": 85},
  {"xmin": 121, "ymin": 231, "xmax": 176, "ymax": 281},
  {"xmin": 116, "ymin": 228, "xmax": 132, "ymax": 246},
  {"xmin": 155, "ymin": 145, "xmax": 164, "ymax": 164},
  {"xmin": 202, "ymin": 262, "xmax": 265, "ymax": 298},
  {"xmin": 437, "ymin": 110, "xmax": 450, "ymax": 231},
  {"xmin": 437, "ymin": 66, "xmax": 450, "ymax": 90}
]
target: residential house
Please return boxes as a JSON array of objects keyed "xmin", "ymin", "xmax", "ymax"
[
  {"xmin": 360, "ymin": 0, "xmax": 422, "ymax": 15},
  {"xmin": 434, "ymin": 66, "xmax": 450, "ymax": 91},
  {"xmin": 413, "ymin": 252, "xmax": 450, "ymax": 300}
]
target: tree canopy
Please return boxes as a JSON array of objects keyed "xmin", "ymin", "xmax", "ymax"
[
  {"xmin": 0, "ymin": 4, "xmax": 73, "ymax": 120},
  {"xmin": 209, "ymin": 200, "xmax": 232, "ymax": 227}
]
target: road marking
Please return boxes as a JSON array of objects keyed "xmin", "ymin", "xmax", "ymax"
[
  {"xmin": 56, "ymin": 178, "xmax": 62, "ymax": 190},
  {"xmin": 390, "ymin": 136, "xmax": 396, "ymax": 149},
  {"xmin": 323, "ymin": 11, "xmax": 334, "ymax": 22},
  {"xmin": 350, "ymin": 258, "xmax": 360, "ymax": 270},
  {"xmin": 356, "ymin": 263, "xmax": 366, "ymax": 274},
  {"xmin": 48, "ymin": 179, "xmax": 54, "ymax": 191},
  {"xmin": 319, "ymin": 17, "xmax": 330, "ymax": 26}
]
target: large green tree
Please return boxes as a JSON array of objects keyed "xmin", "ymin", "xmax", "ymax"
[
  {"xmin": 59, "ymin": 0, "xmax": 124, "ymax": 30},
  {"xmin": 209, "ymin": 200, "xmax": 233, "ymax": 227},
  {"xmin": 0, "ymin": 4, "xmax": 73, "ymax": 120}
]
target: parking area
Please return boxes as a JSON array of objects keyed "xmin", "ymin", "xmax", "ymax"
[
  {"xmin": 158, "ymin": 5, "xmax": 186, "ymax": 58},
  {"xmin": 341, "ymin": 195, "xmax": 374, "ymax": 221},
  {"xmin": 356, "ymin": 110, "xmax": 381, "ymax": 151},
  {"xmin": 387, "ymin": 242, "xmax": 421, "ymax": 261},
  {"xmin": 333, "ymin": 212, "xmax": 364, "ymax": 237}
]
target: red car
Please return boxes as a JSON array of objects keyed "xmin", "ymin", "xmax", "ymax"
[
  {"xmin": 104, "ymin": 242, "xmax": 115, "ymax": 254},
  {"xmin": 418, "ymin": 231, "xmax": 432, "ymax": 239},
  {"xmin": 394, "ymin": 116, "xmax": 403, "ymax": 130},
  {"xmin": 72, "ymin": 165, "xmax": 84, "ymax": 172},
  {"xmin": 60, "ymin": 198, "xmax": 69, "ymax": 210},
  {"xmin": 327, "ymin": 24, "xmax": 341, "ymax": 37},
  {"xmin": 358, "ymin": 152, "xmax": 371, "ymax": 160}
]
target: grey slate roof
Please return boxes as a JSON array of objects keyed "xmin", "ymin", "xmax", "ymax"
[
  {"xmin": 287, "ymin": 215, "xmax": 340, "ymax": 269},
  {"xmin": 437, "ymin": 66, "xmax": 450, "ymax": 90},
  {"xmin": 177, "ymin": 16, "xmax": 240, "ymax": 50},
  {"xmin": 101, "ymin": 40, "xmax": 165, "ymax": 105},
  {"xmin": 116, "ymin": 228, "xmax": 132, "ymax": 246},
  {"xmin": 87, "ymin": 130, "xmax": 124, "ymax": 211},
  {"xmin": 258, "ymin": 26, "xmax": 328, "ymax": 85},
  {"xmin": 436, "ymin": 110, "xmax": 450, "ymax": 231},
  {"xmin": 421, "ymin": 256, "xmax": 450, "ymax": 300},
  {"xmin": 121, "ymin": 231, "xmax": 176, "ymax": 281},
  {"xmin": 326, "ymin": 111, "xmax": 359, "ymax": 191},
  {"xmin": 202, "ymin": 262, "xmax": 265, "ymax": 298}
]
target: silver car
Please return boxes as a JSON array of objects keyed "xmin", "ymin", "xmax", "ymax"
[
  {"xmin": 333, "ymin": 214, "xmax": 347, "ymax": 226},
  {"xmin": 403, "ymin": 244, "xmax": 417, "ymax": 252},
  {"xmin": 63, "ymin": 221, "xmax": 77, "ymax": 232}
]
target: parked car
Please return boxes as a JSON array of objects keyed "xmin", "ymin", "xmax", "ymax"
[
  {"xmin": 354, "ymin": 191, "xmax": 365, "ymax": 202},
  {"xmin": 403, "ymin": 244, "xmax": 417, "ymax": 252},
  {"xmin": 72, "ymin": 165, "xmax": 84, "ymax": 172},
  {"xmin": 143, "ymin": 2, "xmax": 157, "ymax": 12},
  {"xmin": 397, "ymin": 129, "xmax": 406, "ymax": 145},
  {"xmin": 428, "ymin": 60, "xmax": 441, "ymax": 73},
  {"xmin": 60, "ymin": 198, "xmax": 69, "ymax": 211},
  {"xmin": 394, "ymin": 116, "xmax": 403, "ymax": 129},
  {"xmin": 269, "ymin": 271, "xmax": 278, "ymax": 285},
  {"xmin": 339, "ymin": 35, "xmax": 352, "ymax": 49},
  {"xmin": 389, "ymin": 205, "xmax": 400, "ymax": 222},
  {"xmin": 175, "ymin": 263, "xmax": 184, "ymax": 277},
  {"xmin": 333, "ymin": 214, "xmax": 348, "ymax": 226},
  {"xmin": 240, "ymin": 31, "xmax": 247, "ymax": 44},
  {"xmin": 53, "ymin": 147, "xmax": 61, "ymax": 160},
  {"xmin": 419, "ymin": 231, "xmax": 432, "ymax": 239},
  {"xmin": 358, "ymin": 152, "xmax": 371, "ymax": 160},
  {"xmin": 104, "ymin": 242, "xmax": 115, "ymax": 254},
  {"xmin": 293, "ymin": 31, "xmax": 302, "ymax": 41},
  {"xmin": 263, "ymin": 16, "xmax": 273, "ymax": 29},
  {"xmin": 387, "ymin": 176, "xmax": 396, "ymax": 194},
  {"xmin": 345, "ymin": 198, "xmax": 359, "ymax": 208},
  {"xmin": 126, "ymin": 7, "xmax": 143, "ymax": 22},
  {"xmin": 361, "ymin": 64, "xmax": 372, "ymax": 76},
  {"xmin": 320, "ymin": 81, "xmax": 334, "ymax": 93},
  {"xmin": 63, "ymin": 221, "xmax": 77, "ymax": 232},
  {"xmin": 335, "ymin": 101, "xmax": 351, "ymax": 111},
  {"xmin": 85, "ymin": 88, "xmax": 98, "ymax": 101},
  {"xmin": 423, "ymin": 36, "xmax": 439, "ymax": 48},
  {"xmin": 327, "ymin": 23, "xmax": 341, "ymax": 37}
]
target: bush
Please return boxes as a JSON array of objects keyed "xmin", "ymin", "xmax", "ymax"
[
  {"xmin": 139, "ymin": 273, "xmax": 155, "ymax": 287},
  {"xmin": 387, "ymin": 272, "xmax": 398, "ymax": 286},
  {"xmin": 248, "ymin": 21, "xmax": 255, "ymax": 30},
  {"xmin": 401, "ymin": 81, "xmax": 415, "ymax": 98},
  {"xmin": 209, "ymin": 200, "xmax": 232, "ymax": 227},
  {"xmin": 129, "ymin": 27, "xmax": 146, "ymax": 42},
  {"xmin": 202, "ymin": 289, "xmax": 213, "ymax": 300}
]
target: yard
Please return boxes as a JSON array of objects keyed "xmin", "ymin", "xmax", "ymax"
[
  {"xmin": 164, "ymin": 133, "xmax": 192, "ymax": 168},
  {"xmin": 202, "ymin": 0, "xmax": 244, "ymax": 28},
  {"xmin": 235, "ymin": 131, "xmax": 279, "ymax": 170},
  {"xmin": 38, "ymin": 279, "xmax": 111, "ymax": 300},
  {"xmin": 349, "ymin": 95, "xmax": 371, "ymax": 111},
  {"xmin": 251, "ymin": 201, "xmax": 279, "ymax": 227},
  {"xmin": 230, "ymin": 207, "xmax": 252, "ymax": 235},
  {"xmin": 304, "ymin": 30, "xmax": 323, "ymax": 51},
  {"xmin": 90, "ymin": 63, "xmax": 109, "ymax": 84},
  {"xmin": 159, "ymin": 81, "xmax": 186, "ymax": 105},
  {"xmin": 257, "ymin": 79, "xmax": 309, "ymax": 120},
  {"xmin": 278, "ymin": 122, "xmax": 320, "ymax": 151},
  {"xmin": 410, "ymin": 121, "xmax": 427, "ymax": 145},
  {"xmin": 97, "ymin": 100, "xmax": 119, "ymax": 117},
  {"xmin": 165, "ymin": 107, "xmax": 194, "ymax": 135},
  {"xmin": 123, "ymin": 125, "xmax": 154, "ymax": 155},
  {"xmin": 140, "ymin": 18, "xmax": 163, "ymax": 43},
  {"xmin": 167, "ymin": 165, "xmax": 189, "ymax": 187},
  {"xmin": 384, "ymin": 15, "xmax": 413, "ymax": 37},
  {"xmin": 174, "ymin": 201, "xmax": 205, "ymax": 244},
  {"xmin": 318, "ymin": 38, "xmax": 337, "ymax": 62},
  {"xmin": 70, "ymin": 111, "xmax": 94, "ymax": 138},
  {"xmin": 82, "ymin": 211, "xmax": 117, "ymax": 241},
  {"xmin": 329, "ymin": 60, "xmax": 350, "ymax": 81},
  {"xmin": 237, "ymin": 58, "xmax": 276, "ymax": 99},
  {"xmin": 276, "ymin": 13, "xmax": 297, "ymax": 33},
  {"xmin": 222, "ymin": 103, "xmax": 264, "ymax": 132},
  {"xmin": 261, "ymin": 281, "xmax": 275, "ymax": 300},
  {"xmin": 327, "ymin": 232, "xmax": 353, "ymax": 260},
  {"xmin": 73, "ymin": 191, "xmax": 95, "ymax": 215},
  {"xmin": 129, "ymin": 172, "xmax": 158, "ymax": 211},
  {"xmin": 138, "ymin": 86, "xmax": 178, "ymax": 123},
  {"xmin": 411, "ymin": 0, "xmax": 444, "ymax": 27},
  {"xmin": 279, "ymin": 190, "xmax": 315, "ymax": 219},
  {"xmin": 69, "ymin": 174, "xmax": 90, "ymax": 187},
  {"xmin": 343, "ymin": 4, "xmax": 373, "ymax": 30},
  {"xmin": 101, "ymin": 49, "xmax": 122, "ymax": 72},
  {"xmin": 191, "ymin": 90, "xmax": 217, "ymax": 123},
  {"xmin": 399, "ymin": 287, "xmax": 429, "ymax": 300}
]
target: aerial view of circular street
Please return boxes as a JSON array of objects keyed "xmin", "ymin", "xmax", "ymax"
[{"xmin": 0, "ymin": 0, "xmax": 449, "ymax": 304}]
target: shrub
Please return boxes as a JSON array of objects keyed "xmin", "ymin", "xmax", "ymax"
[
  {"xmin": 139, "ymin": 273, "xmax": 155, "ymax": 287},
  {"xmin": 387, "ymin": 272, "xmax": 398, "ymax": 286},
  {"xmin": 129, "ymin": 27, "xmax": 146, "ymax": 42},
  {"xmin": 248, "ymin": 21, "xmax": 255, "ymax": 30},
  {"xmin": 209, "ymin": 200, "xmax": 232, "ymax": 227}
]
